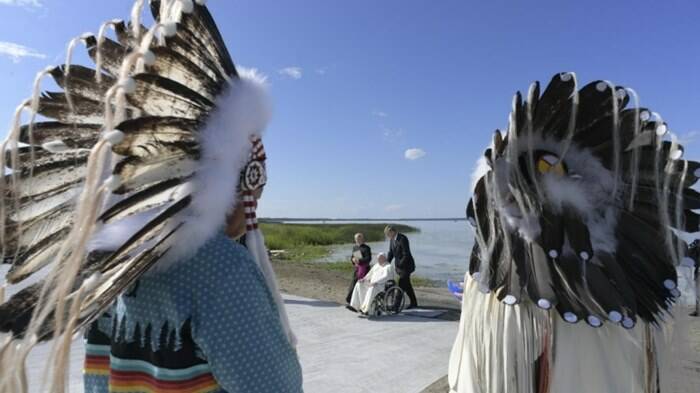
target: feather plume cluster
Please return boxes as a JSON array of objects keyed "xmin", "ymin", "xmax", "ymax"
[{"xmin": 467, "ymin": 72, "xmax": 699, "ymax": 328}]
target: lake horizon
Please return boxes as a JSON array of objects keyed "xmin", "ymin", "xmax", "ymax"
[{"xmin": 262, "ymin": 217, "xmax": 467, "ymax": 222}]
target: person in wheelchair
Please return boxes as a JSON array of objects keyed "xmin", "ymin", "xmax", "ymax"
[{"xmin": 349, "ymin": 253, "xmax": 395, "ymax": 314}]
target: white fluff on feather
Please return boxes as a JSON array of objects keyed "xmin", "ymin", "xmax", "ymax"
[
  {"xmin": 534, "ymin": 136, "xmax": 620, "ymax": 253},
  {"xmin": 163, "ymin": 68, "xmax": 271, "ymax": 268},
  {"xmin": 481, "ymin": 133, "xmax": 620, "ymax": 253},
  {"xmin": 471, "ymin": 155, "xmax": 490, "ymax": 193}
]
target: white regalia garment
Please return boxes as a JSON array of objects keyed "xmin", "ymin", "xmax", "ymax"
[{"xmin": 350, "ymin": 262, "xmax": 394, "ymax": 313}]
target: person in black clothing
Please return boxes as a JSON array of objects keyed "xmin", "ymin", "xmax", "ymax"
[
  {"xmin": 345, "ymin": 233, "xmax": 372, "ymax": 307},
  {"xmin": 385, "ymin": 225, "xmax": 418, "ymax": 309},
  {"xmin": 693, "ymin": 263, "xmax": 700, "ymax": 317},
  {"xmin": 689, "ymin": 239, "xmax": 700, "ymax": 317}
]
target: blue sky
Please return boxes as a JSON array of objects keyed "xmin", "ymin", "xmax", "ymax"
[{"xmin": 0, "ymin": 0, "xmax": 699, "ymax": 218}]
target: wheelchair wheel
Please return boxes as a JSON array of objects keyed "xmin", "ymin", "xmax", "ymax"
[
  {"xmin": 382, "ymin": 286, "xmax": 405, "ymax": 315},
  {"xmin": 370, "ymin": 292, "xmax": 385, "ymax": 317}
]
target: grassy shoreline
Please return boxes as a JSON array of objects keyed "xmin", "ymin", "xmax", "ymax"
[
  {"xmin": 260, "ymin": 222, "xmax": 417, "ymax": 261},
  {"xmin": 260, "ymin": 222, "xmax": 438, "ymax": 287},
  {"xmin": 261, "ymin": 222, "xmax": 418, "ymax": 250}
]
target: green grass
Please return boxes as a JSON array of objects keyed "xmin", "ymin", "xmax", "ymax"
[
  {"xmin": 322, "ymin": 260, "xmax": 355, "ymax": 273},
  {"xmin": 271, "ymin": 244, "xmax": 330, "ymax": 262},
  {"xmin": 260, "ymin": 222, "xmax": 418, "ymax": 251}
]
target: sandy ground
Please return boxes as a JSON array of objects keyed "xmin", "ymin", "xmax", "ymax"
[
  {"xmin": 666, "ymin": 305, "xmax": 700, "ymax": 393},
  {"xmin": 284, "ymin": 294, "xmax": 457, "ymax": 393}
]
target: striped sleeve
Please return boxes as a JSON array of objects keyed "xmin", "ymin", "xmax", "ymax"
[{"xmin": 83, "ymin": 313, "xmax": 113, "ymax": 393}]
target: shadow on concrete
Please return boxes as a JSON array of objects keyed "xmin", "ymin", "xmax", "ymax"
[
  {"xmin": 420, "ymin": 375, "xmax": 449, "ymax": 393},
  {"xmin": 364, "ymin": 314, "xmax": 453, "ymax": 324},
  {"xmin": 284, "ymin": 298, "xmax": 340, "ymax": 308}
]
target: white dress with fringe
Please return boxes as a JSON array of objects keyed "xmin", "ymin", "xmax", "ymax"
[{"xmin": 448, "ymin": 276, "xmax": 665, "ymax": 393}]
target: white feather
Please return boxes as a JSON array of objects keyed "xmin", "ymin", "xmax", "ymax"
[
  {"xmin": 246, "ymin": 228, "xmax": 297, "ymax": 348},
  {"xmin": 490, "ymin": 156, "xmax": 543, "ymax": 242},
  {"xmin": 87, "ymin": 209, "xmax": 164, "ymax": 251},
  {"xmin": 41, "ymin": 140, "xmax": 70, "ymax": 153},
  {"xmin": 470, "ymin": 155, "xmax": 490, "ymax": 193},
  {"xmin": 161, "ymin": 22, "xmax": 177, "ymax": 37},
  {"xmin": 102, "ymin": 130, "xmax": 125, "ymax": 145}
]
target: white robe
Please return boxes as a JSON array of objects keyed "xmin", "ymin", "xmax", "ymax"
[{"xmin": 350, "ymin": 263, "xmax": 394, "ymax": 313}]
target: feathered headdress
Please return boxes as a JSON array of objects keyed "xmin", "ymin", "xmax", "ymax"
[
  {"xmin": 449, "ymin": 72, "xmax": 698, "ymax": 393},
  {"xmin": 0, "ymin": 1, "xmax": 293, "ymax": 390},
  {"xmin": 467, "ymin": 72, "xmax": 697, "ymax": 327}
]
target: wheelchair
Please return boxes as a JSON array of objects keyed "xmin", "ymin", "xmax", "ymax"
[{"xmin": 369, "ymin": 279, "xmax": 406, "ymax": 316}]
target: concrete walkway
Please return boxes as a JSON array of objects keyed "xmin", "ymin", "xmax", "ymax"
[
  {"xmin": 285, "ymin": 295, "xmax": 458, "ymax": 393},
  {"xmin": 665, "ymin": 307, "xmax": 700, "ymax": 393},
  {"xmin": 25, "ymin": 294, "xmax": 458, "ymax": 393}
]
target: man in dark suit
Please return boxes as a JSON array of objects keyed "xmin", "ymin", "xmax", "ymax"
[
  {"xmin": 345, "ymin": 233, "xmax": 372, "ymax": 307},
  {"xmin": 385, "ymin": 225, "xmax": 418, "ymax": 309}
]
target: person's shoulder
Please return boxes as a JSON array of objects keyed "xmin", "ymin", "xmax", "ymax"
[{"xmin": 189, "ymin": 233, "xmax": 256, "ymax": 274}]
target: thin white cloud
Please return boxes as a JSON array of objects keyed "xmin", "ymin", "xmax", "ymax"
[
  {"xmin": 404, "ymin": 148, "xmax": 426, "ymax": 160},
  {"xmin": 372, "ymin": 110, "xmax": 388, "ymax": 118},
  {"xmin": 0, "ymin": 0, "xmax": 42, "ymax": 7},
  {"xmin": 315, "ymin": 67, "xmax": 327, "ymax": 75},
  {"xmin": 385, "ymin": 204, "xmax": 404, "ymax": 212},
  {"xmin": 381, "ymin": 125, "xmax": 403, "ymax": 141},
  {"xmin": 679, "ymin": 130, "xmax": 700, "ymax": 145},
  {"xmin": 278, "ymin": 66, "xmax": 303, "ymax": 80},
  {"xmin": 0, "ymin": 41, "xmax": 46, "ymax": 63}
]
